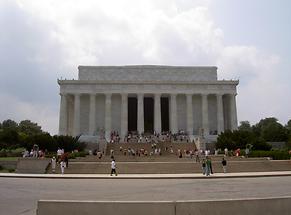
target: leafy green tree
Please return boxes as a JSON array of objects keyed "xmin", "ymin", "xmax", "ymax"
[
  {"xmin": 22, "ymin": 133, "xmax": 55, "ymax": 151},
  {"xmin": 53, "ymin": 135, "xmax": 86, "ymax": 152},
  {"xmin": 286, "ymin": 120, "xmax": 291, "ymax": 132},
  {"xmin": 238, "ymin": 121, "xmax": 252, "ymax": 131},
  {"xmin": 216, "ymin": 130, "xmax": 249, "ymax": 150},
  {"xmin": 286, "ymin": 119, "xmax": 291, "ymax": 149},
  {"xmin": 252, "ymin": 137, "xmax": 272, "ymax": 150},
  {"xmin": 19, "ymin": 120, "xmax": 42, "ymax": 136},
  {"xmin": 2, "ymin": 119, "xmax": 18, "ymax": 130},
  {"xmin": 0, "ymin": 129, "xmax": 20, "ymax": 149},
  {"xmin": 255, "ymin": 118, "xmax": 288, "ymax": 142},
  {"xmin": 216, "ymin": 129, "xmax": 271, "ymax": 151}
]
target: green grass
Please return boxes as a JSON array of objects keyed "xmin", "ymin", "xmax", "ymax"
[
  {"xmin": 0, "ymin": 169, "xmax": 15, "ymax": 173},
  {"xmin": 0, "ymin": 157, "xmax": 19, "ymax": 161}
]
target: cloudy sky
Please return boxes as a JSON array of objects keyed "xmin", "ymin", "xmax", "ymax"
[{"xmin": 0, "ymin": 0, "xmax": 290, "ymax": 134}]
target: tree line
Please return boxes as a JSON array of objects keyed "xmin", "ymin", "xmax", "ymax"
[
  {"xmin": 216, "ymin": 117, "xmax": 291, "ymax": 150},
  {"xmin": 1, "ymin": 117, "xmax": 291, "ymax": 153},
  {"xmin": 0, "ymin": 119, "xmax": 85, "ymax": 152}
]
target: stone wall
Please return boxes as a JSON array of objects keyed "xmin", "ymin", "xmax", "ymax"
[
  {"xmin": 78, "ymin": 65, "xmax": 218, "ymax": 82},
  {"xmin": 38, "ymin": 197, "xmax": 291, "ymax": 215}
]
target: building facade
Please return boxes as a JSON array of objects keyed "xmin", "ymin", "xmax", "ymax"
[{"xmin": 58, "ymin": 65, "xmax": 238, "ymax": 140}]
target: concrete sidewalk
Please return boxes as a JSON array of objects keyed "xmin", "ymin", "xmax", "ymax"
[{"xmin": 1, "ymin": 171, "xmax": 291, "ymax": 179}]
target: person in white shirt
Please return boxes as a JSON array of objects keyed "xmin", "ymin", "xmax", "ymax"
[
  {"xmin": 51, "ymin": 156, "xmax": 56, "ymax": 173},
  {"xmin": 60, "ymin": 160, "xmax": 66, "ymax": 174},
  {"xmin": 110, "ymin": 159, "xmax": 117, "ymax": 176}
]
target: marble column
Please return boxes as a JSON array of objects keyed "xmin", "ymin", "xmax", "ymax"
[
  {"xmin": 137, "ymin": 93, "xmax": 144, "ymax": 134},
  {"xmin": 170, "ymin": 94, "xmax": 177, "ymax": 134},
  {"xmin": 154, "ymin": 94, "xmax": 161, "ymax": 133},
  {"xmin": 120, "ymin": 93, "xmax": 128, "ymax": 138},
  {"xmin": 73, "ymin": 93, "xmax": 80, "ymax": 136},
  {"xmin": 201, "ymin": 94, "xmax": 209, "ymax": 136},
  {"xmin": 186, "ymin": 94, "xmax": 193, "ymax": 135},
  {"xmin": 230, "ymin": 93, "xmax": 238, "ymax": 130},
  {"xmin": 59, "ymin": 93, "xmax": 67, "ymax": 135},
  {"xmin": 89, "ymin": 93, "xmax": 96, "ymax": 135},
  {"xmin": 105, "ymin": 93, "xmax": 112, "ymax": 141},
  {"xmin": 216, "ymin": 94, "xmax": 224, "ymax": 134}
]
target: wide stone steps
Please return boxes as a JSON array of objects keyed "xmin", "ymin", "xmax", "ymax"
[
  {"xmin": 105, "ymin": 142, "xmax": 197, "ymax": 156},
  {"xmin": 72, "ymin": 154, "xmax": 269, "ymax": 162}
]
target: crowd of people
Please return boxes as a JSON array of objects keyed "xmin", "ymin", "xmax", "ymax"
[
  {"xmin": 22, "ymin": 144, "xmax": 46, "ymax": 158},
  {"xmin": 50, "ymin": 148, "xmax": 69, "ymax": 174},
  {"xmin": 108, "ymin": 130, "xmax": 192, "ymax": 144}
]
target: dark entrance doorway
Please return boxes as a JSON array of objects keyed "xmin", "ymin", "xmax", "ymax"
[
  {"xmin": 161, "ymin": 97, "xmax": 169, "ymax": 132},
  {"xmin": 128, "ymin": 97, "xmax": 137, "ymax": 132},
  {"xmin": 144, "ymin": 97, "xmax": 154, "ymax": 133}
]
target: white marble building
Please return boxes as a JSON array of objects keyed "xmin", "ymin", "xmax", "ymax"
[{"xmin": 58, "ymin": 65, "xmax": 238, "ymax": 140}]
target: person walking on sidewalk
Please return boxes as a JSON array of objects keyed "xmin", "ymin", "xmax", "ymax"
[
  {"xmin": 110, "ymin": 159, "xmax": 117, "ymax": 176},
  {"xmin": 222, "ymin": 157, "xmax": 227, "ymax": 173}
]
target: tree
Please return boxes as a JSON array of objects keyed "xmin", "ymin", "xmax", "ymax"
[
  {"xmin": 2, "ymin": 119, "xmax": 18, "ymax": 130},
  {"xmin": 286, "ymin": 120, "xmax": 291, "ymax": 149},
  {"xmin": 253, "ymin": 117, "xmax": 288, "ymax": 142},
  {"xmin": 19, "ymin": 120, "xmax": 42, "ymax": 136},
  {"xmin": 53, "ymin": 135, "xmax": 86, "ymax": 152},
  {"xmin": 0, "ymin": 129, "xmax": 20, "ymax": 149},
  {"xmin": 0, "ymin": 119, "xmax": 20, "ymax": 148},
  {"xmin": 238, "ymin": 121, "xmax": 252, "ymax": 131},
  {"xmin": 216, "ymin": 129, "xmax": 271, "ymax": 151},
  {"xmin": 286, "ymin": 119, "xmax": 291, "ymax": 132}
]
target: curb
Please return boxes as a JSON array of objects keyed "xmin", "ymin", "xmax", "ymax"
[{"xmin": 1, "ymin": 171, "xmax": 291, "ymax": 179}]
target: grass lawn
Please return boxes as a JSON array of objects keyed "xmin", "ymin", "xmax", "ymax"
[
  {"xmin": 0, "ymin": 169, "xmax": 15, "ymax": 173},
  {"xmin": 0, "ymin": 157, "xmax": 19, "ymax": 161}
]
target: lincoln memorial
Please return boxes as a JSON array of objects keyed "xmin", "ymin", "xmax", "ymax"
[{"xmin": 58, "ymin": 65, "xmax": 238, "ymax": 141}]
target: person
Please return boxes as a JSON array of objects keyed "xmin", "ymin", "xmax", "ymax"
[
  {"xmin": 201, "ymin": 159, "xmax": 206, "ymax": 175},
  {"xmin": 51, "ymin": 156, "xmax": 57, "ymax": 173},
  {"xmin": 64, "ymin": 153, "xmax": 69, "ymax": 168},
  {"xmin": 195, "ymin": 150, "xmax": 200, "ymax": 163},
  {"xmin": 22, "ymin": 149, "xmax": 29, "ymax": 158},
  {"xmin": 222, "ymin": 157, "xmax": 227, "ymax": 173},
  {"xmin": 209, "ymin": 157, "xmax": 213, "ymax": 174},
  {"xmin": 205, "ymin": 157, "xmax": 210, "ymax": 176},
  {"xmin": 224, "ymin": 148, "xmax": 228, "ymax": 156},
  {"xmin": 110, "ymin": 159, "xmax": 117, "ymax": 176},
  {"xmin": 33, "ymin": 144, "xmax": 39, "ymax": 158},
  {"xmin": 245, "ymin": 147, "xmax": 250, "ymax": 158},
  {"xmin": 57, "ymin": 148, "xmax": 62, "ymax": 161},
  {"xmin": 60, "ymin": 160, "xmax": 66, "ymax": 174}
]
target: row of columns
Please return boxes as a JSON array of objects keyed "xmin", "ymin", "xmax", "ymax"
[{"xmin": 59, "ymin": 93, "xmax": 238, "ymax": 138}]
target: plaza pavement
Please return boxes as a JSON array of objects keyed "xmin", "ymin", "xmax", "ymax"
[{"xmin": 1, "ymin": 174, "xmax": 291, "ymax": 215}]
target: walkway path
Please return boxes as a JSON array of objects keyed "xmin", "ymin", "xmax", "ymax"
[{"xmin": 1, "ymin": 173, "xmax": 291, "ymax": 215}]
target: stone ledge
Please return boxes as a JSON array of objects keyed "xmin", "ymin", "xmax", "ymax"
[{"xmin": 37, "ymin": 196, "xmax": 291, "ymax": 215}]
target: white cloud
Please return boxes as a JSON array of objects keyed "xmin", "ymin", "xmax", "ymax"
[
  {"xmin": 0, "ymin": 0, "xmax": 289, "ymax": 134},
  {"xmin": 0, "ymin": 93, "xmax": 58, "ymax": 134},
  {"xmin": 217, "ymin": 45, "xmax": 290, "ymax": 125}
]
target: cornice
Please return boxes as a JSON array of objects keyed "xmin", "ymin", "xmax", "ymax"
[{"xmin": 58, "ymin": 80, "xmax": 239, "ymax": 85}]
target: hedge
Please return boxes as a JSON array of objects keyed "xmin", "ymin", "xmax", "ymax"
[{"xmin": 249, "ymin": 150, "xmax": 291, "ymax": 160}]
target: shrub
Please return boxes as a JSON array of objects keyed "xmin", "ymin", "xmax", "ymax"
[
  {"xmin": 0, "ymin": 148, "xmax": 25, "ymax": 157},
  {"xmin": 0, "ymin": 149, "xmax": 7, "ymax": 157},
  {"xmin": 249, "ymin": 150, "xmax": 291, "ymax": 160},
  {"xmin": 8, "ymin": 168, "xmax": 15, "ymax": 173},
  {"xmin": 67, "ymin": 151, "xmax": 87, "ymax": 159}
]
